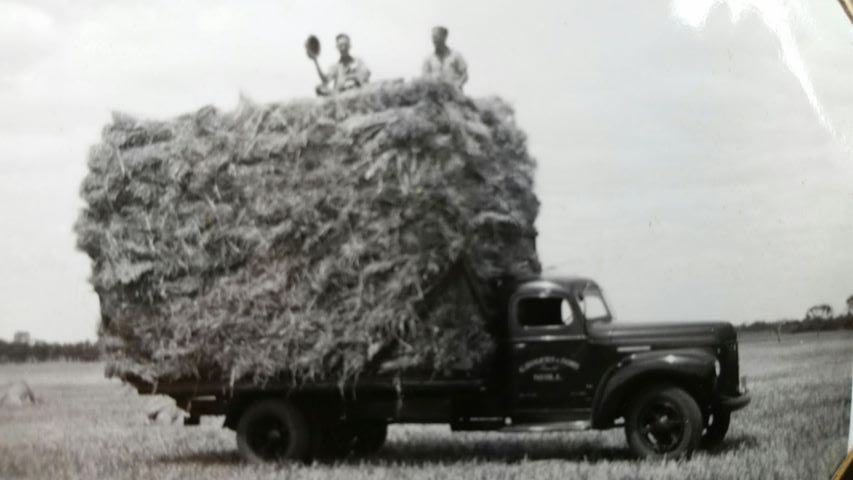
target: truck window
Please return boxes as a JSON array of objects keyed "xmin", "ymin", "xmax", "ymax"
[
  {"xmin": 579, "ymin": 290, "xmax": 611, "ymax": 321},
  {"xmin": 517, "ymin": 297, "xmax": 574, "ymax": 328}
]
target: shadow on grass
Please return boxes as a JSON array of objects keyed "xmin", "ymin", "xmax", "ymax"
[
  {"xmin": 155, "ymin": 433, "xmax": 760, "ymax": 467},
  {"xmin": 156, "ymin": 451, "xmax": 241, "ymax": 465},
  {"xmin": 703, "ymin": 433, "xmax": 760, "ymax": 455},
  {"xmin": 340, "ymin": 432, "xmax": 761, "ymax": 466},
  {"xmin": 369, "ymin": 441, "xmax": 635, "ymax": 465},
  {"xmin": 156, "ymin": 436, "xmax": 634, "ymax": 466}
]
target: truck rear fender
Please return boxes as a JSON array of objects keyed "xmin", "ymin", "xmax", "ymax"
[
  {"xmin": 591, "ymin": 349, "xmax": 716, "ymax": 428},
  {"xmin": 223, "ymin": 390, "xmax": 350, "ymax": 430}
]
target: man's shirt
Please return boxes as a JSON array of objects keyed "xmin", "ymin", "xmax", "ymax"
[
  {"xmin": 326, "ymin": 57, "xmax": 371, "ymax": 92},
  {"xmin": 422, "ymin": 49, "xmax": 468, "ymax": 89}
]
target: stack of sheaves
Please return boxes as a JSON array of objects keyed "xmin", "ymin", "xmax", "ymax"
[{"xmin": 74, "ymin": 80, "xmax": 540, "ymax": 386}]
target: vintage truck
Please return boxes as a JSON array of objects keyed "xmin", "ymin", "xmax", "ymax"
[{"xmin": 128, "ymin": 276, "xmax": 750, "ymax": 462}]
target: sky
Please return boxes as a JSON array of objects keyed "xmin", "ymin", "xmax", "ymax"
[{"xmin": 0, "ymin": 0, "xmax": 852, "ymax": 342}]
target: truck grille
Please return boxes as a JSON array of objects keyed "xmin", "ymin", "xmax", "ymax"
[{"xmin": 719, "ymin": 341, "xmax": 740, "ymax": 394}]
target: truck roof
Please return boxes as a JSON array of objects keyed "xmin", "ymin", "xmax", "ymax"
[{"xmin": 513, "ymin": 275, "xmax": 600, "ymax": 297}]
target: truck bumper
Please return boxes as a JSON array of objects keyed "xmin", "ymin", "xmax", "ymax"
[
  {"xmin": 717, "ymin": 391, "xmax": 751, "ymax": 411},
  {"xmin": 715, "ymin": 375, "xmax": 751, "ymax": 412}
]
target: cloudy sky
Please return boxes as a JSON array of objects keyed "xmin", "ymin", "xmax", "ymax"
[{"xmin": 1, "ymin": 0, "xmax": 852, "ymax": 342}]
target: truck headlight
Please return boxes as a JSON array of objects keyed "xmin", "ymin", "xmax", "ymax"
[{"xmin": 714, "ymin": 359, "xmax": 721, "ymax": 377}]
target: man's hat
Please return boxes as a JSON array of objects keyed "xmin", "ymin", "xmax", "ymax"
[{"xmin": 305, "ymin": 35, "xmax": 320, "ymax": 59}]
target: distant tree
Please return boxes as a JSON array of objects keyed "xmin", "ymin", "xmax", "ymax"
[
  {"xmin": 805, "ymin": 304, "xmax": 833, "ymax": 320},
  {"xmin": 847, "ymin": 294, "xmax": 853, "ymax": 315},
  {"xmin": 12, "ymin": 331, "xmax": 31, "ymax": 345},
  {"xmin": 804, "ymin": 304, "xmax": 833, "ymax": 336}
]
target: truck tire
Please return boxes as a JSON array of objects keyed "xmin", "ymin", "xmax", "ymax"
[
  {"xmin": 352, "ymin": 421, "xmax": 387, "ymax": 455},
  {"xmin": 624, "ymin": 385, "xmax": 702, "ymax": 459},
  {"xmin": 701, "ymin": 409, "xmax": 731, "ymax": 448},
  {"xmin": 236, "ymin": 399, "xmax": 311, "ymax": 463}
]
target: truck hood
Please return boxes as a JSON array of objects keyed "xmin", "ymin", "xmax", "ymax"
[{"xmin": 589, "ymin": 321, "xmax": 737, "ymax": 347}]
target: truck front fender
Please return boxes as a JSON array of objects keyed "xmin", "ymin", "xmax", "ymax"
[{"xmin": 591, "ymin": 348, "xmax": 716, "ymax": 428}]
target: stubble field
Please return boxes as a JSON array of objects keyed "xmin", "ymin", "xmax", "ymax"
[{"xmin": 0, "ymin": 331, "xmax": 851, "ymax": 480}]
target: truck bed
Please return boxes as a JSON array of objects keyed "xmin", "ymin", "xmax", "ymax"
[
  {"xmin": 127, "ymin": 373, "xmax": 490, "ymax": 397},
  {"xmin": 127, "ymin": 371, "xmax": 503, "ymax": 426}
]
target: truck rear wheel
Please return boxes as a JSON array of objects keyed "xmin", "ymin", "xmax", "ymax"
[
  {"xmin": 352, "ymin": 421, "xmax": 387, "ymax": 455},
  {"xmin": 236, "ymin": 399, "xmax": 310, "ymax": 463},
  {"xmin": 624, "ymin": 385, "xmax": 702, "ymax": 459}
]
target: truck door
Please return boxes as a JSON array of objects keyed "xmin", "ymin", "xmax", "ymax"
[{"xmin": 508, "ymin": 293, "xmax": 592, "ymax": 420}]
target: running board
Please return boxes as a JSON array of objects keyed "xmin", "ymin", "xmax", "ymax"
[{"xmin": 501, "ymin": 420, "xmax": 591, "ymax": 433}]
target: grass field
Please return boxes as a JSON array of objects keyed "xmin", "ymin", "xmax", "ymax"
[{"xmin": 0, "ymin": 331, "xmax": 851, "ymax": 480}]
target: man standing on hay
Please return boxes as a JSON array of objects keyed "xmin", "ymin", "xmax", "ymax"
[
  {"xmin": 422, "ymin": 26, "xmax": 468, "ymax": 91},
  {"xmin": 314, "ymin": 33, "xmax": 371, "ymax": 96}
]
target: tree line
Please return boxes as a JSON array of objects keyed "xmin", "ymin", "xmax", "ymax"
[
  {"xmin": 0, "ymin": 339, "xmax": 100, "ymax": 363},
  {"xmin": 738, "ymin": 299, "xmax": 853, "ymax": 334}
]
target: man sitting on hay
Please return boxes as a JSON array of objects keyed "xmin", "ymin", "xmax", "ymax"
[{"xmin": 309, "ymin": 33, "xmax": 371, "ymax": 96}]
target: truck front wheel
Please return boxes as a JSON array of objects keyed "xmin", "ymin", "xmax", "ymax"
[
  {"xmin": 236, "ymin": 399, "xmax": 311, "ymax": 463},
  {"xmin": 624, "ymin": 385, "xmax": 702, "ymax": 459}
]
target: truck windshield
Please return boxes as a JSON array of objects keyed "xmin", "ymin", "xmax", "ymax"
[{"xmin": 578, "ymin": 289, "xmax": 613, "ymax": 322}]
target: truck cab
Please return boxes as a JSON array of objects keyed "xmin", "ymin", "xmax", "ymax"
[
  {"xmin": 128, "ymin": 275, "xmax": 751, "ymax": 462},
  {"xmin": 499, "ymin": 276, "xmax": 749, "ymax": 456}
]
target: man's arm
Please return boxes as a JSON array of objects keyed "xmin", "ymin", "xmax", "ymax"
[
  {"xmin": 314, "ymin": 59, "xmax": 329, "ymax": 85},
  {"xmin": 422, "ymin": 56, "xmax": 433, "ymax": 77},
  {"xmin": 354, "ymin": 59, "xmax": 371, "ymax": 85},
  {"xmin": 454, "ymin": 53, "xmax": 468, "ymax": 88}
]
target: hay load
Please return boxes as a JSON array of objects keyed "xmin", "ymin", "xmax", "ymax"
[{"xmin": 75, "ymin": 80, "xmax": 540, "ymax": 385}]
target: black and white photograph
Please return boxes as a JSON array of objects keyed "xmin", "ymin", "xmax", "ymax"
[{"xmin": 1, "ymin": 1, "xmax": 852, "ymax": 479}]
